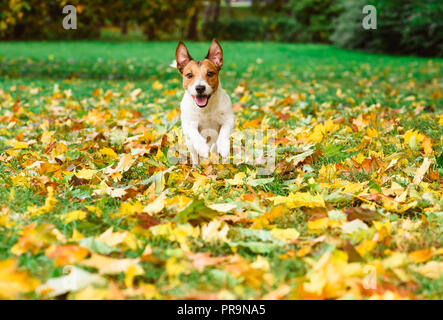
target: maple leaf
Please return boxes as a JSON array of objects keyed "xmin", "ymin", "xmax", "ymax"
[
  {"xmin": 201, "ymin": 220, "xmax": 229, "ymax": 243},
  {"xmin": 105, "ymin": 153, "xmax": 135, "ymax": 176},
  {"xmin": 45, "ymin": 245, "xmax": 89, "ymax": 266}
]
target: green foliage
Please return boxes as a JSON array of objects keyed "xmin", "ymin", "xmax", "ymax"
[
  {"xmin": 1, "ymin": 0, "xmax": 102, "ymax": 40},
  {"xmin": 0, "ymin": 0, "xmax": 197, "ymax": 40},
  {"xmin": 203, "ymin": 17, "xmax": 265, "ymax": 41},
  {"xmin": 286, "ymin": 0, "xmax": 343, "ymax": 42},
  {"xmin": 331, "ymin": 0, "xmax": 443, "ymax": 57}
]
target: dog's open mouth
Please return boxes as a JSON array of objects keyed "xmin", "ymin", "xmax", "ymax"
[{"xmin": 192, "ymin": 95, "xmax": 210, "ymax": 108}]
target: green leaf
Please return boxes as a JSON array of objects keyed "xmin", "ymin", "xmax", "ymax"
[
  {"xmin": 78, "ymin": 237, "xmax": 116, "ymax": 255},
  {"xmin": 230, "ymin": 241, "xmax": 277, "ymax": 254},
  {"xmin": 174, "ymin": 200, "xmax": 218, "ymax": 225},
  {"xmin": 246, "ymin": 177, "xmax": 274, "ymax": 187}
]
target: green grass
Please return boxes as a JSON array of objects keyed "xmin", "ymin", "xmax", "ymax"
[{"xmin": 1, "ymin": 41, "xmax": 441, "ymax": 118}]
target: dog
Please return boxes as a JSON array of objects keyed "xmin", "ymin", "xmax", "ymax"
[{"xmin": 175, "ymin": 39, "xmax": 234, "ymax": 166}]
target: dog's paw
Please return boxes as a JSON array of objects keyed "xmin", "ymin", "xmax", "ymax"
[
  {"xmin": 194, "ymin": 142, "xmax": 209, "ymax": 158},
  {"xmin": 217, "ymin": 138, "xmax": 230, "ymax": 158}
]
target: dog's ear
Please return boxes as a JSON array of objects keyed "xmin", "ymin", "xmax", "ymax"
[
  {"xmin": 205, "ymin": 38, "xmax": 223, "ymax": 70},
  {"xmin": 175, "ymin": 41, "xmax": 192, "ymax": 73}
]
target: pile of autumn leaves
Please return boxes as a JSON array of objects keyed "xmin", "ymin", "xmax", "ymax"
[{"xmin": 0, "ymin": 82, "xmax": 442, "ymax": 300}]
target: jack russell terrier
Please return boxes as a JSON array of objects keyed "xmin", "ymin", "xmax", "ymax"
[{"xmin": 175, "ymin": 39, "xmax": 234, "ymax": 166}]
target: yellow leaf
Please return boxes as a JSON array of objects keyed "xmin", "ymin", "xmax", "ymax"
[
  {"xmin": 142, "ymin": 193, "xmax": 166, "ymax": 215},
  {"xmin": 252, "ymin": 206, "xmax": 284, "ymax": 229},
  {"xmin": 72, "ymin": 229, "xmax": 85, "ymax": 240},
  {"xmin": 85, "ymin": 205, "xmax": 102, "ymax": 217},
  {"xmin": 80, "ymin": 253, "xmax": 142, "ymax": 275},
  {"xmin": 27, "ymin": 186, "xmax": 57, "ymax": 217},
  {"xmin": 120, "ymin": 201, "xmax": 143, "ymax": 216},
  {"xmin": 271, "ymin": 192, "xmax": 325, "ymax": 208},
  {"xmin": 0, "ymin": 259, "xmax": 39, "ymax": 299},
  {"xmin": 413, "ymin": 157, "xmax": 432, "ymax": 185},
  {"xmin": 152, "ymin": 80, "xmax": 163, "ymax": 90},
  {"xmin": 296, "ymin": 245, "xmax": 311, "ymax": 257},
  {"xmin": 76, "ymin": 169, "xmax": 95, "ymax": 180},
  {"xmin": 342, "ymin": 182, "xmax": 363, "ymax": 194},
  {"xmin": 408, "ymin": 249, "xmax": 432, "ymax": 263},
  {"xmin": 167, "ymin": 108, "xmax": 180, "ymax": 121},
  {"xmin": 100, "ymin": 147, "xmax": 118, "ymax": 159},
  {"xmin": 12, "ymin": 141, "xmax": 28, "ymax": 150},
  {"xmin": 366, "ymin": 127, "xmax": 378, "ymax": 138},
  {"xmin": 41, "ymin": 131, "xmax": 55, "ymax": 144},
  {"xmin": 191, "ymin": 172, "xmax": 211, "ymax": 192},
  {"xmin": 270, "ymin": 228, "xmax": 299, "ymax": 242},
  {"xmin": 165, "ymin": 256, "xmax": 185, "ymax": 278},
  {"xmin": 355, "ymin": 153, "xmax": 366, "ymax": 164},
  {"xmin": 166, "ymin": 195, "xmax": 192, "ymax": 212},
  {"xmin": 74, "ymin": 286, "xmax": 108, "ymax": 300},
  {"xmin": 201, "ymin": 220, "xmax": 229, "ymax": 243},
  {"xmin": 141, "ymin": 284, "xmax": 160, "ymax": 299},
  {"xmin": 356, "ymin": 239, "xmax": 376, "ymax": 256},
  {"xmin": 318, "ymin": 164, "xmax": 337, "ymax": 181},
  {"xmin": 105, "ymin": 154, "xmax": 135, "ymax": 175},
  {"xmin": 226, "ymin": 172, "xmax": 246, "ymax": 185},
  {"xmin": 308, "ymin": 218, "xmax": 329, "ymax": 233},
  {"xmin": 308, "ymin": 124, "xmax": 325, "ymax": 143},
  {"xmin": 124, "ymin": 265, "xmax": 143, "ymax": 288},
  {"xmin": 62, "ymin": 210, "xmax": 87, "ymax": 224},
  {"xmin": 422, "ymin": 137, "xmax": 433, "ymax": 155},
  {"xmin": 97, "ymin": 227, "xmax": 127, "ymax": 247},
  {"xmin": 336, "ymin": 88, "xmax": 344, "ymax": 98},
  {"xmin": 404, "ymin": 130, "xmax": 424, "ymax": 150}
]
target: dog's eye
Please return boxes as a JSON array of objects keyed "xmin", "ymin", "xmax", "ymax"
[
  {"xmin": 207, "ymin": 72, "xmax": 214, "ymax": 77},
  {"xmin": 185, "ymin": 73, "xmax": 193, "ymax": 79}
]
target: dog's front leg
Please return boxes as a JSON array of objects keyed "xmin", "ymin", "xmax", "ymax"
[
  {"xmin": 216, "ymin": 117, "xmax": 234, "ymax": 158},
  {"xmin": 183, "ymin": 123, "xmax": 209, "ymax": 162}
]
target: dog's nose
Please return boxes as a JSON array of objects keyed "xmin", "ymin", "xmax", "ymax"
[{"xmin": 195, "ymin": 85, "xmax": 205, "ymax": 94}]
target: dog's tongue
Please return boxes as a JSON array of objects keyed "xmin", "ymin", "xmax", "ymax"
[{"xmin": 194, "ymin": 95, "xmax": 208, "ymax": 107}]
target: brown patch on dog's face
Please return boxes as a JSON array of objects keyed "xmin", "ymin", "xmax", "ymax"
[{"xmin": 181, "ymin": 59, "xmax": 219, "ymax": 92}]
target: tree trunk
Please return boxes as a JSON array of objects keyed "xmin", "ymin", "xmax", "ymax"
[
  {"xmin": 225, "ymin": 0, "xmax": 233, "ymax": 20},
  {"xmin": 121, "ymin": 21, "xmax": 128, "ymax": 35},
  {"xmin": 212, "ymin": 0, "xmax": 221, "ymax": 24},
  {"xmin": 186, "ymin": 8, "xmax": 199, "ymax": 40},
  {"xmin": 203, "ymin": 2, "xmax": 214, "ymax": 28},
  {"xmin": 144, "ymin": 24, "xmax": 156, "ymax": 40}
]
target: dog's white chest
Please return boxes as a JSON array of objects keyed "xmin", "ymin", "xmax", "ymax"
[{"xmin": 180, "ymin": 86, "xmax": 234, "ymax": 164}]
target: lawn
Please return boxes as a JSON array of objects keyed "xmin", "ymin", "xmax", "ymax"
[{"xmin": 0, "ymin": 41, "xmax": 442, "ymax": 300}]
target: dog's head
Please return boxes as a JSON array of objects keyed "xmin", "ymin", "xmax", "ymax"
[{"xmin": 175, "ymin": 39, "xmax": 223, "ymax": 108}]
